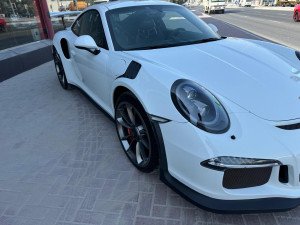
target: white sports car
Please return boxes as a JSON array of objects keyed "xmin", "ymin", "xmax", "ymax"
[{"xmin": 52, "ymin": 0, "xmax": 300, "ymax": 212}]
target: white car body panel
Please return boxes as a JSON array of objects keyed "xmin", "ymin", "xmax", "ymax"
[
  {"xmin": 161, "ymin": 113, "xmax": 300, "ymax": 200},
  {"xmin": 126, "ymin": 38, "xmax": 300, "ymax": 122},
  {"xmin": 52, "ymin": 0, "xmax": 300, "ymax": 211}
]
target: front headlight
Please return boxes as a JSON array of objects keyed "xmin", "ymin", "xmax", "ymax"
[{"xmin": 171, "ymin": 79, "xmax": 230, "ymax": 134}]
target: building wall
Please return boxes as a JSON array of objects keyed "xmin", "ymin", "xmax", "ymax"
[{"xmin": 47, "ymin": 0, "xmax": 73, "ymax": 12}]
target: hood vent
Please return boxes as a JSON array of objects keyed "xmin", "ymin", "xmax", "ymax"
[{"xmin": 277, "ymin": 122, "xmax": 300, "ymax": 130}]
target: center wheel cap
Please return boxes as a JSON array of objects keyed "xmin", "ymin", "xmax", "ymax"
[{"xmin": 135, "ymin": 125, "xmax": 144, "ymax": 139}]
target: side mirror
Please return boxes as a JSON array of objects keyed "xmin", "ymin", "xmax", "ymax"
[
  {"xmin": 208, "ymin": 24, "xmax": 218, "ymax": 33},
  {"xmin": 74, "ymin": 35, "xmax": 100, "ymax": 55}
]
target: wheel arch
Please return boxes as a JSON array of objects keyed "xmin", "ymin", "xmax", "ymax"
[
  {"xmin": 111, "ymin": 83, "xmax": 157, "ymax": 122},
  {"xmin": 112, "ymin": 85, "xmax": 150, "ymax": 114},
  {"xmin": 113, "ymin": 86, "xmax": 133, "ymax": 107}
]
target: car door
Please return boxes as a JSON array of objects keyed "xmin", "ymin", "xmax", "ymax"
[{"xmin": 71, "ymin": 9, "xmax": 111, "ymax": 110}]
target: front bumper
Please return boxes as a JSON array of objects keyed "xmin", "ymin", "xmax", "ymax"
[
  {"xmin": 153, "ymin": 112, "xmax": 300, "ymax": 213},
  {"xmin": 160, "ymin": 166, "xmax": 300, "ymax": 213},
  {"xmin": 211, "ymin": 6, "xmax": 225, "ymax": 10}
]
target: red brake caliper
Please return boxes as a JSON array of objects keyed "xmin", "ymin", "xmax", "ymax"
[{"xmin": 128, "ymin": 128, "xmax": 134, "ymax": 141}]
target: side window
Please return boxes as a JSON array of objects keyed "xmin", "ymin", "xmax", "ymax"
[
  {"xmin": 71, "ymin": 14, "xmax": 83, "ymax": 36},
  {"xmin": 78, "ymin": 11, "xmax": 93, "ymax": 36},
  {"xmin": 72, "ymin": 10, "xmax": 108, "ymax": 50},
  {"xmin": 89, "ymin": 12, "xmax": 108, "ymax": 50}
]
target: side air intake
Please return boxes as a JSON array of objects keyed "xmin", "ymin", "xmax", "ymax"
[{"xmin": 223, "ymin": 167, "xmax": 272, "ymax": 189}]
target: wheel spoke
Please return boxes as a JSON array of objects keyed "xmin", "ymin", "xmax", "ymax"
[
  {"xmin": 119, "ymin": 107, "xmax": 134, "ymax": 127},
  {"xmin": 127, "ymin": 139, "xmax": 136, "ymax": 152},
  {"xmin": 140, "ymin": 136, "xmax": 149, "ymax": 150},
  {"xmin": 121, "ymin": 134, "xmax": 133, "ymax": 141},
  {"xmin": 138, "ymin": 141, "xmax": 147, "ymax": 160},
  {"xmin": 136, "ymin": 142, "xmax": 145, "ymax": 164},
  {"xmin": 117, "ymin": 117, "xmax": 132, "ymax": 129},
  {"xmin": 126, "ymin": 106, "xmax": 135, "ymax": 125}
]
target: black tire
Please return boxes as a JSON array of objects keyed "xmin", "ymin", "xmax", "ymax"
[
  {"xmin": 204, "ymin": 6, "xmax": 208, "ymax": 13},
  {"xmin": 0, "ymin": 24, "xmax": 4, "ymax": 32},
  {"xmin": 221, "ymin": 9, "xmax": 225, "ymax": 14},
  {"xmin": 115, "ymin": 92, "xmax": 159, "ymax": 173},
  {"xmin": 53, "ymin": 48, "xmax": 69, "ymax": 90},
  {"xmin": 294, "ymin": 11, "xmax": 299, "ymax": 22}
]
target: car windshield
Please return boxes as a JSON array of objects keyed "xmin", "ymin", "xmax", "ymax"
[{"xmin": 106, "ymin": 5, "xmax": 220, "ymax": 51}]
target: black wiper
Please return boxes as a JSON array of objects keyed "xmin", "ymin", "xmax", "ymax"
[
  {"xmin": 126, "ymin": 43, "xmax": 179, "ymax": 51},
  {"xmin": 184, "ymin": 38, "xmax": 221, "ymax": 45},
  {"xmin": 125, "ymin": 38, "xmax": 222, "ymax": 51}
]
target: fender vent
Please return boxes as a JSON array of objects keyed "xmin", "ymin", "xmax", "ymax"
[
  {"xmin": 61, "ymin": 39, "xmax": 70, "ymax": 59},
  {"xmin": 277, "ymin": 123, "xmax": 300, "ymax": 130},
  {"xmin": 119, "ymin": 61, "xmax": 141, "ymax": 79},
  {"xmin": 296, "ymin": 51, "xmax": 300, "ymax": 61}
]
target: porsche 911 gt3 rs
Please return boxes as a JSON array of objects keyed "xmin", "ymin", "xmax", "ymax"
[{"xmin": 52, "ymin": 0, "xmax": 300, "ymax": 213}]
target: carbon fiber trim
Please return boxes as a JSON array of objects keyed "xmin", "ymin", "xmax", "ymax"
[
  {"xmin": 277, "ymin": 123, "xmax": 300, "ymax": 130},
  {"xmin": 223, "ymin": 167, "xmax": 272, "ymax": 189},
  {"xmin": 119, "ymin": 61, "xmax": 141, "ymax": 79},
  {"xmin": 296, "ymin": 51, "xmax": 300, "ymax": 61}
]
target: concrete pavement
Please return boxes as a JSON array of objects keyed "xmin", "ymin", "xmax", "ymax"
[
  {"xmin": 254, "ymin": 6, "xmax": 294, "ymax": 11},
  {"xmin": 198, "ymin": 6, "xmax": 300, "ymax": 51}
]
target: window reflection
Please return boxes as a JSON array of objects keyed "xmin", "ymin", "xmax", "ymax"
[{"xmin": 0, "ymin": 0, "xmax": 44, "ymax": 51}]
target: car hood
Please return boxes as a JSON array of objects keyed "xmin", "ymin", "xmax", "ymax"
[{"xmin": 126, "ymin": 38, "xmax": 300, "ymax": 121}]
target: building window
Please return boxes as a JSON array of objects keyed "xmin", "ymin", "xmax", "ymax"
[{"xmin": 0, "ymin": 0, "xmax": 45, "ymax": 51}]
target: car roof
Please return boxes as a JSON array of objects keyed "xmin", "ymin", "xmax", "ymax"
[{"xmin": 91, "ymin": 0, "xmax": 177, "ymax": 11}]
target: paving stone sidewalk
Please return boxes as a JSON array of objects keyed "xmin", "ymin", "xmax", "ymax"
[{"xmin": 0, "ymin": 62, "xmax": 300, "ymax": 225}]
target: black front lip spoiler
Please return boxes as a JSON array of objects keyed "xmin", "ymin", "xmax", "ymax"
[
  {"xmin": 161, "ymin": 168, "xmax": 300, "ymax": 214},
  {"xmin": 151, "ymin": 121, "xmax": 300, "ymax": 214}
]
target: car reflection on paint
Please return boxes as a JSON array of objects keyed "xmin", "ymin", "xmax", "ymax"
[{"xmin": 0, "ymin": 18, "xmax": 7, "ymax": 32}]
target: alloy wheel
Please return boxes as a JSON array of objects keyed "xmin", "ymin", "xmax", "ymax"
[
  {"xmin": 53, "ymin": 51, "xmax": 68, "ymax": 89},
  {"xmin": 116, "ymin": 102, "xmax": 151, "ymax": 167},
  {"xmin": 294, "ymin": 12, "xmax": 299, "ymax": 22}
]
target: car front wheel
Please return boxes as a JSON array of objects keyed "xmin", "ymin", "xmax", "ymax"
[
  {"xmin": 0, "ymin": 24, "xmax": 5, "ymax": 32},
  {"xmin": 115, "ymin": 92, "xmax": 158, "ymax": 173},
  {"xmin": 294, "ymin": 11, "xmax": 299, "ymax": 22}
]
